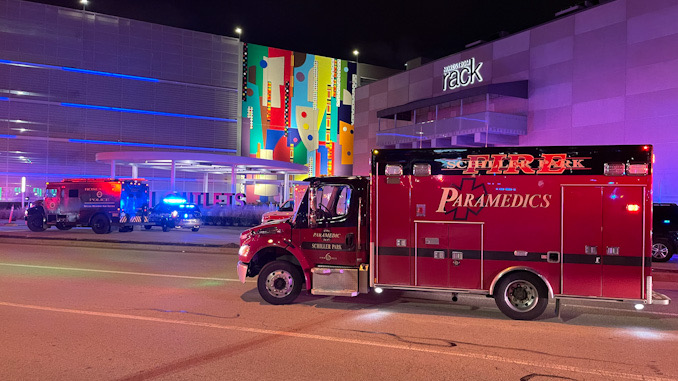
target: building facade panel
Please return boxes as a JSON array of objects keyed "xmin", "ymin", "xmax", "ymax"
[
  {"xmin": 0, "ymin": 0, "xmax": 240, "ymax": 201},
  {"xmin": 354, "ymin": 0, "xmax": 678, "ymax": 204}
]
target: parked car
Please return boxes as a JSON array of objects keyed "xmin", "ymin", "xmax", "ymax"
[
  {"xmin": 145, "ymin": 199, "xmax": 201, "ymax": 232},
  {"xmin": 652, "ymin": 203, "xmax": 678, "ymax": 262},
  {"xmin": 261, "ymin": 199, "xmax": 295, "ymax": 223}
]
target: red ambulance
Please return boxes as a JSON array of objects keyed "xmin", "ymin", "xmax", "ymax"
[{"xmin": 237, "ymin": 145, "xmax": 670, "ymax": 320}]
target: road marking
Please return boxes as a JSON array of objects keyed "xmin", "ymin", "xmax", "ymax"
[
  {"xmin": 0, "ymin": 262, "xmax": 253, "ymax": 283},
  {"xmin": 0, "ymin": 301, "xmax": 673, "ymax": 381}
]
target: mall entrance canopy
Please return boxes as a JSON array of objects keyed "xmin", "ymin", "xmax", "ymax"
[{"xmin": 95, "ymin": 151, "xmax": 309, "ymax": 198}]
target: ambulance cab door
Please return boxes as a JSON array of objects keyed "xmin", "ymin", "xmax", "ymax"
[
  {"xmin": 562, "ymin": 186, "xmax": 603, "ymax": 297},
  {"xmin": 300, "ymin": 182, "xmax": 359, "ymax": 267}
]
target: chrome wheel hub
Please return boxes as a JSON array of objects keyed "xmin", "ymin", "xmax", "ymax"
[
  {"xmin": 652, "ymin": 244, "xmax": 669, "ymax": 260},
  {"xmin": 504, "ymin": 280, "xmax": 538, "ymax": 312},
  {"xmin": 265, "ymin": 269, "xmax": 294, "ymax": 298}
]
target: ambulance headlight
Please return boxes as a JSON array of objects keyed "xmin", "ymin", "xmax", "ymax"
[{"xmin": 238, "ymin": 245, "xmax": 250, "ymax": 258}]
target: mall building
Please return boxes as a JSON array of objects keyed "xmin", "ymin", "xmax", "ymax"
[
  {"xmin": 2, "ymin": 0, "xmax": 678, "ymax": 204},
  {"xmin": 353, "ymin": 0, "xmax": 678, "ymax": 203},
  {"xmin": 0, "ymin": 0, "xmax": 396, "ymax": 205}
]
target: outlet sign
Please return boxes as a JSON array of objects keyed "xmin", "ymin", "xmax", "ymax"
[{"xmin": 443, "ymin": 57, "xmax": 483, "ymax": 92}]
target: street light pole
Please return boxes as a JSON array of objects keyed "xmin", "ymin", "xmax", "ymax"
[
  {"xmin": 80, "ymin": 0, "xmax": 88, "ymax": 10},
  {"xmin": 353, "ymin": 49, "xmax": 359, "ymax": 87}
]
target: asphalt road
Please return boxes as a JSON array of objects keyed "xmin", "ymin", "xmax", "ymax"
[{"xmin": 1, "ymin": 242, "xmax": 678, "ymax": 381}]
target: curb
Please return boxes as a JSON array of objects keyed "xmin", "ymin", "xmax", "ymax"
[
  {"xmin": 653, "ymin": 269, "xmax": 678, "ymax": 283},
  {"xmin": 0, "ymin": 236, "xmax": 240, "ymax": 255}
]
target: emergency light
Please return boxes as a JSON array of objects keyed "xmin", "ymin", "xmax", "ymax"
[{"xmin": 163, "ymin": 197, "xmax": 187, "ymax": 204}]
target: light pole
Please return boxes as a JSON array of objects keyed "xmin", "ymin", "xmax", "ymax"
[
  {"xmin": 80, "ymin": 0, "xmax": 88, "ymax": 10},
  {"xmin": 235, "ymin": 27, "xmax": 242, "ymax": 42},
  {"xmin": 353, "ymin": 49, "xmax": 359, "ymax": 87}
]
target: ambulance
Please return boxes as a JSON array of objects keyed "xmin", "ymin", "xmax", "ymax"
[{"xmin": 237, "ymin": 145, "xmax": 670, "ymax": 320}]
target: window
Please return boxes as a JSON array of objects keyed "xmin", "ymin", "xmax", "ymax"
[
  {"xmin": 279, "ymin": 200, "xmax": 294, "ymax": 212},
  {"xmin": 314, "ymin": 185, "xmax": 352, "ymax": 220},
  {"xmin": 46, "ymin": 188, "xmax": 57, "ymax": 197}
]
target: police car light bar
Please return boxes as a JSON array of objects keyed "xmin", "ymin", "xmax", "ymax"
[{"xmin": 163, "ymin": 197, "xmax": 187, "ymax": 204}]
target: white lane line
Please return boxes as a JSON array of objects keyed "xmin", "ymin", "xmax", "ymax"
[
  {"xmin": 0, "ymin": 301, "xmax": 672, "ymax": 381},
  {"xmin": 0, "ymin": 263, "xmax": 253, "ymax": 283}
]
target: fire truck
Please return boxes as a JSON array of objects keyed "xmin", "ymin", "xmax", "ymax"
[
  {"xmin": 25, "ymin": 178, "xmax": 150, "ymax": 234},
  {"xmin": 237, "ymin": 145, "xmax": 671, "ymax": 320}
]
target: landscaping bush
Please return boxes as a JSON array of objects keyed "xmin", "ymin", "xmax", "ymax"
[
  {"xmin": 0, "ymin": 206, "xmax": 26, "ymax": 222},
  {"xmin": 202, "ymin": 204, "xmax": 275, "ymax": 228}
]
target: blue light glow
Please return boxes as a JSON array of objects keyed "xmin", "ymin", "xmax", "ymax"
[
  {"xmin": 375, "ymin": 133, "xmax": 420, "ymax": 139},
  {"xmin": 61, "ymin": 67, "xmax": 159, "ymax": 82},
  {"xmin": 163, "ymin": 197, "xmax": 188, "ymax": 204},
  {"xmin": 664, "ymin": 220, "xmax": 671, "ymax": 224},
  {"xmin": 0, "ymin": 97, "xmax": 9, "ymax": 101},
  {"xmin": 61, "ymin": 103, "xmax": 237, "ymax": 122},
  {"xmin": 0, "ymin": 59, "xmax": 161, "ymax": 83},
  {"xmin": 0, "ymin": 134, "xmax": 17, "ymax": 139},
  {"xmin": 68, "ymin": 138, "xmax": 236, "ymax": 153}
]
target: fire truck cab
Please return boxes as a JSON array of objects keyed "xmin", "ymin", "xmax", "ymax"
[
  {"xmin": 238, "ymin": 145, "xmax": 670, "ymax": 320},
  {"xmin": 25, "ymin": 178, "xmax": 149, "ymax": 234}
]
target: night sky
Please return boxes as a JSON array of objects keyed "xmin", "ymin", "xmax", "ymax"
[{"xmin": 27, "ymin": 0, "xmax": 587, "ymax": 69}]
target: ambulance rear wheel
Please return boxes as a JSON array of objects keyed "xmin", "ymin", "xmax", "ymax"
[
  {"xmin": 91, "ymin": 214, "xmax": 111, "ymax": 234},
  {"xmin": 494, "ymin": 272, "xmax": 548, "ymax": 320},
  {"xmin": 257, "ymin": 260, "xmax": 302, "ymax": 305},
  {"xmin": 26, "ymin": 215, "xmax": 46, "ymax": 232}
]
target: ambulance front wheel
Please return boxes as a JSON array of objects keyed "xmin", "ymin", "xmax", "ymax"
[
  {"xmin": 494, "ymin": 272, "xmax": 548, "ymax": 320},
  {"xmin": 257, "ymin": 260, "xmax": 302, "ymax": 305}
]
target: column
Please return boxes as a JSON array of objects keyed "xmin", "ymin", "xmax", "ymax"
[
  {"xmin": 131, "ymin": 164, "xmax": 138, "ymax": 179},
  {"xmin": 110, "ymin": 160, "xmax": 116, "ymax": 178},
  {"xmin": 170, "ymin": 160, "xmax": 176, "ymax": 191},
  {"xmin": 283, "ymin": 174, "xmax": 290, "ymax": 201},
  {"xmin": 231, "ymin": 165, "xmax": 237, "ymax": 194}
]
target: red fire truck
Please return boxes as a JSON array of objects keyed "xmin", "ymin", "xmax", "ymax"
[
  {"xmin": 237, "ymin": 145, "xmax": 670, "ymax": 320},
  {"xmin": 25, "ymin": 178, "xmax": 150, "ymax": 234}
]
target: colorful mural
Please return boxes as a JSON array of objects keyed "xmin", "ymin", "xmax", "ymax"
[{"xmin": 242, "ymin": 44, "xmax": 357, "ymax": 194}]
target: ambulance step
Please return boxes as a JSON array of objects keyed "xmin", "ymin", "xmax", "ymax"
[
  {"xmin": 311, "ymin": 289, "xmax": 359, "ymax": 297},
  {"xmin": 311, "ymin": 267, "xmax": 359, "ymax": 297},
  {"xmin": 651, "ymin": 291, "xmax": 671, "ymax": 305}
]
